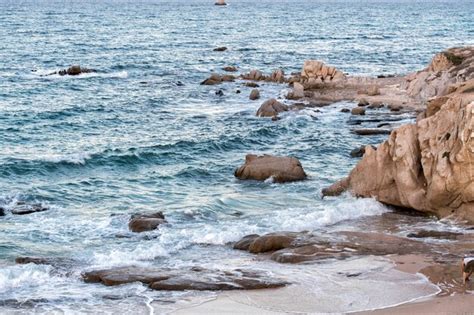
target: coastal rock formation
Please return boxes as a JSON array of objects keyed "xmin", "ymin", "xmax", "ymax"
[
  {"xmin": 336, "ymin": 79, "xmax": 474, "ymax": 221},
  {"xmin": 256, "ymin": 98, "xmax": 288, "ymax": 117},
  {"xmin": 83, "ymin": 266, "xmax": 288, "ymax": 290},
  {"xmin": 403, "ymin": 47, "xmax": 474, "ymax": 101},
  {"xmin": 299, "ymin": 60, "xmax": 346, "ymax": 87},
  {"xmin": 234, "ymin": 154, "xmax": 306, "ymax": 183},
  {"xmin": 129, "ymin": 212, "xmax": 167, "ymax": 233}
]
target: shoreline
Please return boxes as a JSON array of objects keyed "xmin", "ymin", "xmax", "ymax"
[{"xmin": 171, "ymin": 254, "xmax": 473, "ymax": 315}]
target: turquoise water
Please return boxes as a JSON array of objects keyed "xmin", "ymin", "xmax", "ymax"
[{"xmin": 0, "ymin": 0, "xmax": 473, "ymax": 313}]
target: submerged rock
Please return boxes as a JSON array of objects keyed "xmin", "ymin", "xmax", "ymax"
[
  {"xmin": 256, "ymin": 98, "xmax": 288, "ymax": 117},
  {"xmin": 234, "ymin": 154, "xmax": 306, "ymax": 183},
  {"xmin": 352, "ymin": 128, "xmax": 392, "ymax": 136},
  {"xmin": 0, "ymin": 202, "xmax": 49, "ymax": 216},
  {"xmin": 83, "ymin": 266, "xmax": 288, "ymax": 291},
  {"xmin": 407, "ymin": 230, "xmax": 463, "ymax": 240},
  {"xmin": 129, "ymin": 212, "xmax": 166, "ymax": 233},
  {"xmin": 244, "ymin": 82, "xmax": 260, "ymax": 88},
  {"xmin": 222, "ymin": 66, "xmax": 237, "ymax": 72},
  {"xmin": 57, "ymin": 65, "xmax": 96, "ymax": 76},
  {"xmin": 213, "ymin": 46, "xmax": 227, "ymax": 51}
]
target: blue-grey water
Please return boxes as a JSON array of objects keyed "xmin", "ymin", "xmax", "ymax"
[{"xmin": 0, "ymin": 0, "xmax": 473, "ymax": 313}]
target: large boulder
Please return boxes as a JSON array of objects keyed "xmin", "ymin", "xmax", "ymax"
[
  {"xmin": 234, "ymin": 154, "xmax": 306, "ymax": 183},
  {"xmin": 339, "ymin": 81, "xmax": 474, "ymax": 222},
  {"xmin": 256, "ymin": 98, "xmax": 288, "ymax": 117}
]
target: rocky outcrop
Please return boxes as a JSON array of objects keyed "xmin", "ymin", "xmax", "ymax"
[
  {"xmin": 299, "ymin": 60, "xmax": 346, "ymax": 86},
  {"xmin": 234, "ymin": 154, "xmax": 306, "ymax": 183},
  {"xmin": 403, "ymin": 47, "xmax": 474, "ymax": 101},
  {"xmin": 336, "ymin": 78, "xmax": 474, "ymax": 222},
  {"xmin": 83, "ymin": 266, "xmax": 288, "ymax": 290},
  {"xmin": 129, "ymin": 212, "xmax": 167, "ymax": 233},
  {"xmin": 256, "ymin": 98, "xmax": 288, "ymax": 117}
]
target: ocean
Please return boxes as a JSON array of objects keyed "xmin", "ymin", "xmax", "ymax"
[{"xmin": 0, "ymin": 0, "xmax": 473, "ymax": 313}]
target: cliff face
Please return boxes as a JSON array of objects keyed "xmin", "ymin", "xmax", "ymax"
[{"xmin": 342, "ymin": 47, "xmax": 474, "ymax": 222}]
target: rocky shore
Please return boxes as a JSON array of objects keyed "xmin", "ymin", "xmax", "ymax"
[{"xmin": 6, "ymin": 46, "xmax": 474, "ymax": 313}]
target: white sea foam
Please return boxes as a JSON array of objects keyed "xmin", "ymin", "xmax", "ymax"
[
  {"xmin": 0, "ymin": 264, "xmax": 55, "ymax": 295},
  {"xmin": 42, "ymin": 152, "xmax": 92, "ymax": 165}
]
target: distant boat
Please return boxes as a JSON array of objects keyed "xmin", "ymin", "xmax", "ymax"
[{"xmin": 215, "ymin": 0, "xmax": 227, "ymax": 5}]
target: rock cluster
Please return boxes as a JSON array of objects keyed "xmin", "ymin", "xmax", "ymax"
[
  {"xmin": 58, "ymin": 65, "xmax": 96, "ymax": 76},
  {"xmin": 241, "ymin": 69, "xmax": 287, "ymax": 83},
  {"xmin": 83, "ymin": 266, "xmax": 288, "ymax": 291},
  {"xmin": 299, "ymin": 60, "xmax": 346, "ymax": 86},
  {"xmin": 234, "ymin": 154, "xmax": 306, "ymax": 183}
]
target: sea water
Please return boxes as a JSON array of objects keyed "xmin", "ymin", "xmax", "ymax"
[{"xmin": 0, "ymin": 0, "xmax": 472, "ymax": 313}]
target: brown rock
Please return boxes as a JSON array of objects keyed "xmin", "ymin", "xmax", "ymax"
[
  {"xmin": 256, "ymin": 98, "xmax": 288, "ymax": 117},
  {"xmin": 351, "ymin": 107, "xmax": 366, "ymax": 115},
  {"xmin": 342, "ymin": 83, "xmax": 474, "ymax": 222},
  {"xmin": 57, "ymin": 65, "xmax": 96, "ymax": 76},
  {"xmin": 249, "ymin": 89, "xmax": 260, "ymax": 100},
  {"xmin": 234, "ymin": 154, "xmax": 306, "ymax": 183},
  {"xmin": 244, "ymin": 82, "xmax": 260, "ymax": 88},
  {"xmin": 321, "ymin": 177, "xmax": 350, "ymax": 197},
  {"xmin": 233, "ymin": 234, "xmax": 260, "ymax": 250},
  {"xmin": 357, "ymin": 98, "xmax": 369, "ymax": 106},
  {"xmin": 129, "ymin": 212, "xmax": 166, "ymax": 233},
  {"xmin": 248, "ymin": 233, "xmax": 296, "ymax": 253},
  {"xmin": 367, "ymin": 85, "xmax": 380, "ymax": 96}
]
